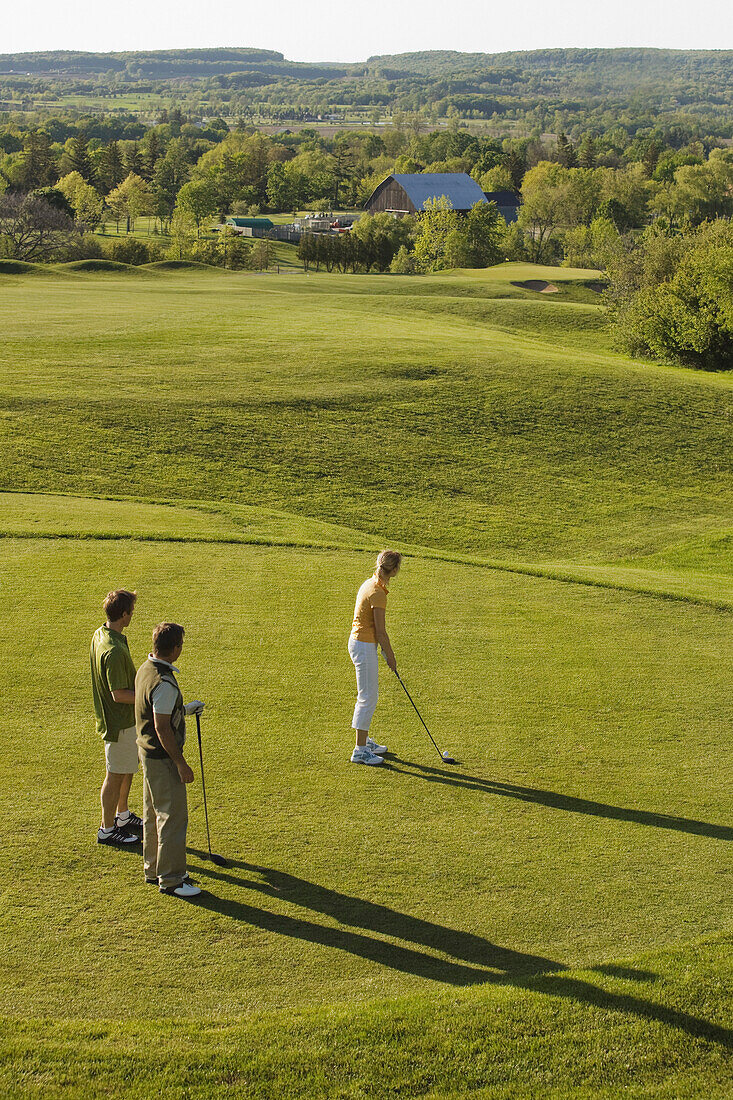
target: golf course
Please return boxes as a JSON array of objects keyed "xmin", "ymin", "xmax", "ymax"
[{"xmin": 1, "ymin": 260, "xmax": 732, "ymax": 1097}]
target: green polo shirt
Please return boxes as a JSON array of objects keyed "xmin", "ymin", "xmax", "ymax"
[{"xmin": 90, "ymin": 625, "xmax": 137, "ymax": 742}]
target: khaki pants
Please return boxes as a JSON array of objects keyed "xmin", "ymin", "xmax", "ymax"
[{"xmin": 141, "ymin": 755, "xmax": 188, "ymax": 888}]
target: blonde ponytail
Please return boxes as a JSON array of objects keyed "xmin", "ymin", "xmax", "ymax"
[{"xmin": 376, "ymin": 549, "xmax": 402, "ymax": 576}]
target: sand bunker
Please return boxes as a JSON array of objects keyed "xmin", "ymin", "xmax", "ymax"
[{"xmin": 511, "ymin": 280, "xmax": 560, "ymax": 293}]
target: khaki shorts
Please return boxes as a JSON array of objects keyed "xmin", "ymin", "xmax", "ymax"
[{"xmin": 104, "ymin": 726, "xmax": 139, "ymax": 774}]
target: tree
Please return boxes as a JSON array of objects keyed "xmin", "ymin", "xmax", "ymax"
[
  {"xmin": 32, "ymin": 187, "xmax": 73, "ymax": 218},
  {"xmin": 331, "ymin": 136, "xmax": 358, "ymax": 205},
  {"xmin": 99, "ymin": 140, "xmax": 125, "ymax": 193},
  {"xmin": 350, "ymin": 212, "xmax": 414, "ymax": 272},
  {"xmin": 477, "ymin": 165, "xmax": 514, "ymax": 192},
  {"xmin": 443, "ymin": 226, "xmax": 470, "ymax": 269},
  {"xmin": 463, "ymin": 200, "xmax": 505, "ymax": 267},
  {"xmin": 298, "ymin": 232, "xmax": 314, "ymax": 271},
  {"xmin": 562, "ymin": 216, "xmax": 621, "ymax": 270},
  {"xmin": 518, "ymin": 161, "xmax": 568, "ymax": 262},
  {"xmin": 412, "ymin": 196, "xmax": 460, "ymax": 271},
  {"xmin": 124, "ymin": 141, "xmax": 144, "ymax": 177},
  {"xmin": 612, "ymin": 220, "xmax": 733, "ymax": 371},
  {"xmin": 106, "ymin": 173, "xmax": 154, "ymax": 233},
  {"xmin": 600, "ymin": 164, "xmax": 652, "ymax": 230},
  {"xmin": 56, "ymin": 171, "xmax": 104, "ymax": 230},
  {"xmin": 108, "ymin": 237, "xmax": 161, "ymax": 265},
  {"xmin": 175, "ymin": 179, "xmax": 220, "ymax": 237},
  {"xmin": 562, "ymin": 168, "xmax": 604, "ymax": 227},
  {"xmin": 68, "ymin": 133, "xmax": 95, "ymax": 183},
  {"xmin": 17, "ymin": 131, "xmax": 56, "ymax": 190},
  {"xmin": 668, "ymin": 150, "xmax": 733, "ymax": 226},
  {"xmin": 153, "ymin": 139, "xmax": 191, "ymax": 221},
  {"xmin": 556, "ymin": 133, "xmax": 577, "ymax": 168},
  {"xmin": 168, "ymin": 209, "xmax": 197, "ymax": 259},
  {"xmin": 390, "ymin": 244, "xmax": 418, "ymax": 274},
  {"xmin": 142, "ymin": 130, "xmax": 161, "ymax": 179},
  {"xmin": 250, "ymin": 237, "xmax": 274, "ymax": 271},
  {"xmin": 217, "ymin": 225, "xmax": 251, "ymax": 269},
  {"xmin": 266, "ymin": 161, "xmax": 296, "ymax": 212},
  {"xmin": 194, "ymin": 132, "xmax": 275, "ymax": 207},
  {"xmin": 0, "ymin": 192, "xmax": 74, "ymax": 260},
  {"xmin": 503, "ymin": 149, "xmax": 526, "ymax": 191},
  {"xmin": 577, "ymin": 134, "xmax": 597, "ymax": 169}
]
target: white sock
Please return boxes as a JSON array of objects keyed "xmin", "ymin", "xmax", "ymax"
[
  {"xmin": 116, "ymin": 810, "xmax": 131, "ymax": 821},
  {"xmin": 99, "ymin": 825, "xmax": 114, "ymax": 834}
]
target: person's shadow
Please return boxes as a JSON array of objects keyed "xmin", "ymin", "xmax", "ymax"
[
  {"xmin": 187, "ymin": 849, "xmax": 557, "ymax": 984},
  {"xmin": 186, "ymin": 850, "xmax": 733, "ymax": 1051},
  {"xmin": 185, "ymin": 755, "xmax": 733, "ymax": 1048}
]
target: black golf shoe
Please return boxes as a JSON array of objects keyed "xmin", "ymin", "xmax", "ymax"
[{"xmin": 98, "ymin": 826, "xmax": 139, "ymax": 847}]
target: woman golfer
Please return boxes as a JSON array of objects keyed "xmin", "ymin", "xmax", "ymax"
[{"xmin": 348, "ymin": 549, "xmax": 402, "ymax": 765}]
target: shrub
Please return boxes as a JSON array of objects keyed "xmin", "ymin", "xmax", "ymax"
[
  {"xmin": 190, "ymin": 239, "xmax": 222, "ymax": 266},
  {"xmin": 53, "ymin": 233, "xmax": 104, "ymax": 262},
  {"xmin": 107, "ymin": 237, "xmax": 163, "ymax": 265},
  {"xmin": 612, "ymin": 220, "xmax": 733, "ymax": 371},
  {"xmin": 390, "ymin": 245, "xmax": 419, "ymax": 274}
]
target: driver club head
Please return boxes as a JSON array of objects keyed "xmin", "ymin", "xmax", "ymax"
[
  {"xmin": 208, "ymin": 853, "xmax": 229, "ymax": 867},
  {"xmin": 441, "ymin": 752, "xmax": 458, "ymax": 765}
]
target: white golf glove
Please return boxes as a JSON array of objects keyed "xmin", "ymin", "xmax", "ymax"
[{"xmin": 184, "ymin": 700, "xmax": 205, "ymax": 716}]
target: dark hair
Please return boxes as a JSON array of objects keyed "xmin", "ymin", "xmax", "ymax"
[
  {"xmin": 152, "ymin": 622, "xmax": 185, "ymax": 657},
  {"xmin": 103, "ymin": 589, "xmax": 137, "ymax": 621}
]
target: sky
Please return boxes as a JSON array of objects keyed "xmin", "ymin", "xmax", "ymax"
[{"xmin": 2, "ymin": 0, "xmax": 732, "ymax": 61}]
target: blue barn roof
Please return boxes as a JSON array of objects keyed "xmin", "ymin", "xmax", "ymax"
[
  {"xmin": 482, "ymin": 189, "xmax": 521, "ymax": 223},
  {"xmin": 482, "ymin": 190, "xmax": 520, "ymax": 207},
  {"xmin": 391, "ymin": 173, "xmax": 487, "ymax": 211}
]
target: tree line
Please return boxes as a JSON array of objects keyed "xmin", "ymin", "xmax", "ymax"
[
  {"xmin": 1, "ymin": 48, "xmax": 731, "ymax": 138},
  {"xmin": 0, "ymin": 104, "xmax": 731, "ymax": 369}
]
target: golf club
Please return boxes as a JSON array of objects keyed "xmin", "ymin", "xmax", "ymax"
[
  {"xmin": 392, "ymin": 668, "xmax": 458, "ymax": 765},
  {"xmin": 195, "ymin": 711, "xmax": 229, "ymax": 867}
]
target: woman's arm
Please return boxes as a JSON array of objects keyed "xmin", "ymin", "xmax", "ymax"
[{"xmin": 373, "ymin": 606, "xmax": 396, "ymax": 672}]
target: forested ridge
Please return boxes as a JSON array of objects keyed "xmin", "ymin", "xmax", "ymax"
[{"xmin": 1, "ymin": 48, "xmax": 732, "ymax": 136}]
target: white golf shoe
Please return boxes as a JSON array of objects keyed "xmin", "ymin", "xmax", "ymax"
[
  {"xmin": 365, "ymin": 736, "xmax": 388, "ymax": 755},
  {"xmin": 160, "ymin": 880, "xmax": 202, "ymax": 898},
  {"xmin": 350, "ymin": 746, "xmax": 384, "ymax": 766}
]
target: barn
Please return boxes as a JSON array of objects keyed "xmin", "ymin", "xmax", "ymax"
[
  {"xmin": 364, "ymin": 173, "xmax": 489, "ymax": 216},
  {"xmin": 482, "ymin": 190, "xmax": 521, "ymax": 224}
]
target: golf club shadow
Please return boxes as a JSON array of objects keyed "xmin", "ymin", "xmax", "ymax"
[{"xmin": 388, "ymin": 758, "xmax": 733, "ymax": 842}]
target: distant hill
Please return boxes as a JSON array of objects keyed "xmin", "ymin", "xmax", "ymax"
[
  {"xmin": 0, "ymin": 47, "xmax": 731, "ymax": 132},
  {"xmin": 0, "ymin": 48, "xmax": 346, "ymax": 80},
  {"xmin": 2, "ymin": 46, "xmax": 732, "ymax": 86}
]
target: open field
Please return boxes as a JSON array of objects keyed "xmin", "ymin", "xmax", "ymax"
[{"xmin": 1, "ymin": 262, "xmax": 731, "ymax": 1096}]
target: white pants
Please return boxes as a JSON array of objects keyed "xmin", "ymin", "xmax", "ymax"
[{"xmin": 348, "ymin": 637, "xmax": 379, "ymax": 731}]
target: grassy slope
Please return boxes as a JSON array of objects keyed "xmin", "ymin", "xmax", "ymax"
[
  {"xmin": 1, "ymin": 264, "xmax": 731, "ymax": 1096},
  {"xmin": 0, "ymin": 264, "xmax": 730, "ymax": 571},
  {"xmin": 3, "ymin": 938, "xmax": 732, "ymax": 1099}
]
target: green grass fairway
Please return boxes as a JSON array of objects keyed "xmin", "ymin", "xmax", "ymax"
[
  {"xmin": 0, "ymin": 263, "xmax": 729, "ymax": 568},
  {"xmin": 0, "ymin": 263, "xmax": 731, "ymax": 1097}
]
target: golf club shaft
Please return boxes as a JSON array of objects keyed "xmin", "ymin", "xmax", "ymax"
[
  {"xmin": 394, "ymin": 670, "xmax": 444, "ymax": 761},
  {"xmin": 195, "ymin": 712, "xmax": 213, "ymax": 857}
]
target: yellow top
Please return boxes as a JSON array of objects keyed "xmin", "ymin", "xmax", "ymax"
[{"xmin": 351, "ymin": 574, "xmax": 389, "ymax": 642}]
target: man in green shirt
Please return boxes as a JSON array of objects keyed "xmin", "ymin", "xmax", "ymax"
[{"xmin": 90, "ymin": 589, "xmax": 141, "ymax": 847}]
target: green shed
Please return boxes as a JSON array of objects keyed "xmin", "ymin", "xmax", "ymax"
[{"xmin": 227, "ymin": 217, "xmax": 275, "ymax": 230}]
